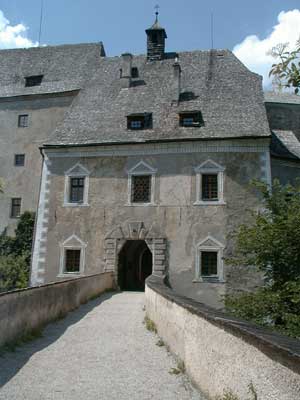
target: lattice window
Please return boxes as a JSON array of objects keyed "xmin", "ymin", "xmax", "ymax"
[
  {"xmin": 69, "ymin": 177, "xmax": 85, "ymax": 203},
  {"xmin": 11, "ymin": 198, "xmax": 21, "ymax": 218},
  {"xmin": 201, "ymin": 251, "xmax": 218, "ymax": 276},
  {"xmin": 18, "ymin": 114, "xmax": 29, "ymax": 128},
  {"xmin": 64, "ymin": 249, "xmax": 81, "ymax": 273},
  {"xmin": 131, "ymin": 175, "xmax": 151, "ymax": 203},
  {"xmin": 202, "ymin": 174, "xmax": 218, "ymax": 201},
  {"xmin": 14, "ymin": 154, "xmax": 25, "ymax": 166}
]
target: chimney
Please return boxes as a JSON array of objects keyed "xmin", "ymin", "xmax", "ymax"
[
  {"xmin": 120, "ymin": 53, "xmax": 132, "ymax": 88},
  {"xmin": 172, "ymin": 58, "xmax": 181, "ymax": 102}
]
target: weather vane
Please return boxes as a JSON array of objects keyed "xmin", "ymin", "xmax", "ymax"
[{"xmin": 155, "ymin": 4, "xmax": 160, "ymax": 21}]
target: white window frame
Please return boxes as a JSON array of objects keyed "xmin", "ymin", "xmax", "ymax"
[
  {"xmin": 64, "ymin": 162, "xmax": 90, "ymax": 207},
  {"xmin": 127, "ymin": 161, "xmax": 157, "ymax": 206},
  {"xmin": 194, "ymin": 236, "xmax": 225, "ymax": 282},
  {"xmin": 58, "ymin": 234, "xmax": 87, "ymax": 277},
  {"xmin": 194, "ymin": 159, "xmax": 226, "ymax": 205}
]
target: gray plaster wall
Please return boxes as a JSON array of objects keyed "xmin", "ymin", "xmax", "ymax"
[
  {"xmin": 32, "ymin": 139, "xmax": 270, "ymax": 307},
  {"xmin": 145, "ymin": 277, "xmax": 300, "ymax": 400},
  {"xmin": 0, "ymin": 93, "xmax": 76, "ymax": 235},
  {"xmin": 0, "ymin": 271, "xmax": 114, "ymax": 348}
]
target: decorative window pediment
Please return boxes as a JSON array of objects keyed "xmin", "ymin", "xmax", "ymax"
[
  {"xmin": 195, "ymin": 235, "xmax": 225, "ymax": 283},
  {"xmin": 65, "ymin": 163, "xmax": 90, "ymax": 177},
  {"xmin": 194, "ymin": 159, "xmax": 226, "ymax": 206},
  {"xmin": 59, "ymin": 234, "xmax": 87, "ymax": 276},
  {"xmin": 64, "ymin": 163, "xmax": 90, "ymax": 206},
  {"xmin": 60, "ymin": 234, "xmax": 87, "ymax": 248},
  {"xmin": 127, "ymin": 161, "xmax": 156, "ymax": 205},
  {"xmin": 128, "ymin": 160, "xmax": 157, "ymax": 175},
  {"xmin": 194, "ymin": 159, "xmax": 225, "ymax": 173}
]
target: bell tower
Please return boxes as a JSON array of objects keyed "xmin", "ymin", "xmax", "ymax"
[{"xmin": 145, "ymin": 7, "xmax": 167, "ymax": 61}]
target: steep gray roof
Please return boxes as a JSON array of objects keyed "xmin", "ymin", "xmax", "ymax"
[
  {"xmin": 271, "ymin": 130, "xmax": 300, "ymax": 160},
  {"xmin": 45, "ymin": 49, "xmax": 270, "ymax": 146},
  {"xmin": 264, "ymin": 91, "xmax": 300, "ymax": 105},
  {"xmin": 0, "ymin": 43, "xmax": 105, "ymax": 98}
]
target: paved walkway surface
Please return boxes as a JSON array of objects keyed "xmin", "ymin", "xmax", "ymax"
[{"xmin": 0, "ymin": 292, "xmax": 206, "ymax": 400}]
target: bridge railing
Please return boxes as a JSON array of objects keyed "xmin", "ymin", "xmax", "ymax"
[
  {"xmin": 0, "ymin": 272, "xmax": 115, "ymax": 349},
  {"xmin": 145, "ymin": 275, "xmax": 300, "ymax": 400}
]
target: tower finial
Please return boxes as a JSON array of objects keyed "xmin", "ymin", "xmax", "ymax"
[{"xmin": 154, "ymin": 4, "xmax": 159, "ymax": 23}]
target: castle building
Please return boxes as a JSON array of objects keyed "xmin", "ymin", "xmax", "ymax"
[{"xmin": 0, "ymin": 16, "xmax": 299, "ymax": 307}]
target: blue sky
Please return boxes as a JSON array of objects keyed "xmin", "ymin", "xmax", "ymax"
[{"xmin": 0, "ymin": 1, "xmax": 300, "ymax": 86}]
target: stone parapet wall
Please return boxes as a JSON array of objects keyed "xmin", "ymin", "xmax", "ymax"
[
  {"xmin": 145, "ymin": 276, "xmax": 300, "ymax": 400},
  {"xmin": 0, "ymin": 272, "xmax": 115, "ymax": 348}
]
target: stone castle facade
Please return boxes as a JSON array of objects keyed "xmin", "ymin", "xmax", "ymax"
[{"xmin": 0, "ymin": 17, "xmax": 299, "ymax": 307}]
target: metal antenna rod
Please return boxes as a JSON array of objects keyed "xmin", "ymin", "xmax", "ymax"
[
  {"xmin": 38, "ymin": 0, "xmax": 44, "ymax": 46},
  {"xmin": 211, "ymin": 12, "xmax": 214, "ymax": 49}
]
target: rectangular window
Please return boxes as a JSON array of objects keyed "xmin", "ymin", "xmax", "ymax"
[
  {"xmin": 64, "ymin": 249, "xmax": 81, "ymax": 273},
  {"xmin": 202, "ymin": 174, "xmax": 218, "ymax": 201},
  {"xmin": 69, "ymin": 177, "xmax": 85, "ymax": 203},
  {"xmin": 201, "ymin": 251, "xmax": 218, "ymax": 276},
  {"xmin": 14, "ymin": 154, "xmax": 25, "ymax": 166},
  {"xmin": 18, "ymin": 114, "xmax": 29, "ymax": 128},
  {"xmin": 131, "ymin": 175, "xmax": 151, "ymax": 203},
  {"xmin": 11, "ymin": 198, "xmax": 21, "ymax": 218},
  {"xmin": 131, "ymin": 67, "xmax": 139, "ymax": 78},
  {"xmin": 179, "ymin": 111, "xmax": 203, "ymax": 127},
  {"xmin": 127, "ymin": 113, "xmax": 152, "ymax": 130},
  {"xmin": 25, "ymin": 75, "xmax": 43, "ymax": 87}
]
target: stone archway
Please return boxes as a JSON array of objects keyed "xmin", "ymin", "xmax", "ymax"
[
  {"xmin": 118, "ymin": 240, "xmax": 152, "ymax": 291},
  {"xmin": 104, "ymin": 221, "xmax": 167, "ymax": 280}
]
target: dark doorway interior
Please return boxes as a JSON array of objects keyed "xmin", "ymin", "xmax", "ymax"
[{"xmin": 118, "ymin": 240, "xmax": 153, "ymax": 291}]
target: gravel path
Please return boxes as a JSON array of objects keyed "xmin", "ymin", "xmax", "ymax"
[{"xmin": 0, "ymin": 292, "xmax": 206, "ymax": 400}]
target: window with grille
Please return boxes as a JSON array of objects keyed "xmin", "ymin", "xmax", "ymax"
[
  {"xmin": 202, "ymin": 174, "xmax": 218, "ymax": 201},
  {"xmin": 25, "ymin": 75, "xmax": 43, "ymax": 87},
  {"xmin": 18, "ymin": 114, "xmax": 29, "ymax": 128},
  {"xmin": 64, "ymin": 249, "xmax": 81, "ymax": 273},
  {"xmin": 14, "ymin": 154, "xmax": 25, "ymax": 166},
  {"xmin": 11, "ymin": 198, "xmax": 21, "ymax": 218},
  {"xmin": 201, "ymin": 251, "xmax": 218, "ymax": 276},
  {"xmin": 69, "ymin": 177, "xmax": 85, "ymax": 203},
  {"xmin": 131, "ymin": 175, "xmax": 151, "ymax": 203}
]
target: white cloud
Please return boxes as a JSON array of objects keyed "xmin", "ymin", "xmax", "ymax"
[
  {"xmin": 233, "ymin": 9, "xmax": 300, "ymax": 88},
  {"xmin": 0, "ymin": 9, "xmax": 37, "ymax": 49}
]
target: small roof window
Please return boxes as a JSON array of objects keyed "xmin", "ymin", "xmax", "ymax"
[
  {"xmin": 127, "ymin": 113, "xmax": 152, "ymax": 130},
  {"xmin": 25, "ymin": 75, "xmax": 44, "ymax": 87},
  {"xmin": 179, "ymin": 111, "xmax": 204, "ymax": 127}
]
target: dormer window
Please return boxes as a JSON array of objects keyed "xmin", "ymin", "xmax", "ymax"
[
  {"xmin": 127, "ymin": 113, "xmax": 152, "ymax": 130},
  {"xmin": 131, "ymin": 67, "xmax": 139, "ymax": 78},
  {"xmin": 25, "ymin": 75, "xmax": 43, "ymax": 87},
  {"xmin": 179, "ymin": 111, "xmax": 203, "ymax": 127}
]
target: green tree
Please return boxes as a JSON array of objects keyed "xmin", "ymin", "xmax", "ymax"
[
  {"xmin": 226, "ymin": 180, "xmax": 300, "ymax": 338},
  {"xmin": 232, "ymin": 180, "xmax": 300, "ymax": 287},
  {"xmin": 0, "ymin": 211, "xmax": 35, "ymax": 292},
  {"xmin": 269, "ymin": 39, "xmax": 300, "ymax": 93}
]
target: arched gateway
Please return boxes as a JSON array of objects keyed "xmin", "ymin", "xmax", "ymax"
[{"xmin": 104, "ymin": 221, "xmax": 167, "ymax": 290}]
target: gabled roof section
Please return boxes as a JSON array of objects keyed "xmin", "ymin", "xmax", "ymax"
[
  {"xmin": 44, "ymin": 49, "xmax": 270, "ymax": 146},
  {"xmin": 0, "ymin": 42, "xmax": 105, "ymax": 98},
  {"xmin": 271, "ymin": 130, "xmax": 300, "ymax": 160}
]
